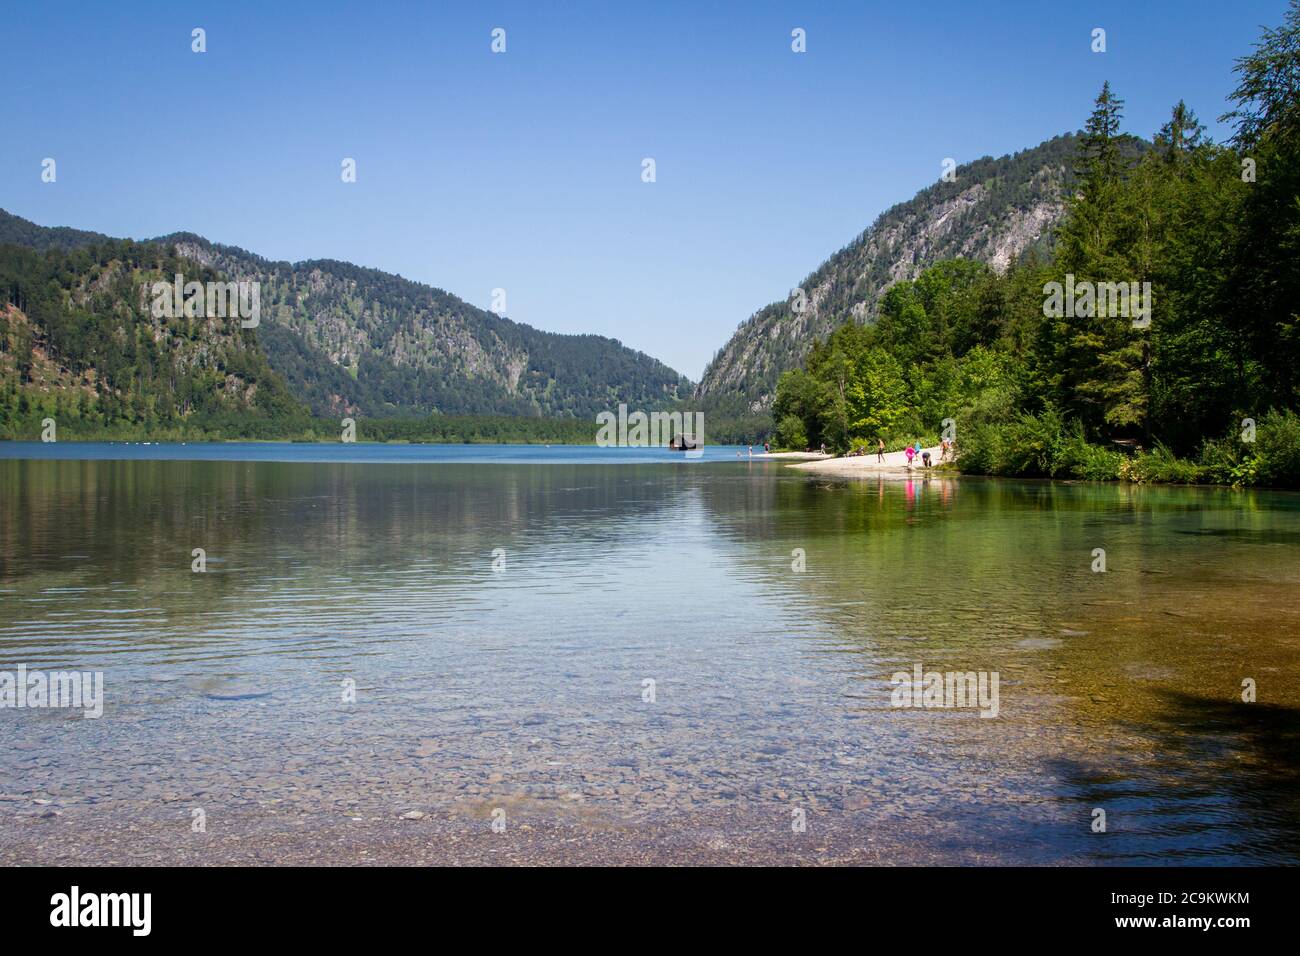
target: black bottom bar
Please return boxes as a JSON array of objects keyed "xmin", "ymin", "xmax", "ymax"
[{"xmin": 0, "ymin": 866, "xmax": 1279, "ymax": 941}]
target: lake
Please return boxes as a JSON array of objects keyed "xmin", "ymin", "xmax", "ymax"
[{"xmin": 2, "ymin": 443, "xmax": 1298, "ymax": 864}]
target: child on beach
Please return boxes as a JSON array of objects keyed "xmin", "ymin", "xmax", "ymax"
[
  {"xmin": 905, "ymin": 445, "xmax": 915, "ymax": 467},
  {"xmin": 922, "ymin": 450, "xmax": 931, "ymax": 468},
  {"xmin": 877, "ymin": 438, "xmax": 885, "ymax": 463}
]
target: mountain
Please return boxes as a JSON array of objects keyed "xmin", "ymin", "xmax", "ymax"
[
  {"xmin": 0, "ymin": 213, "xmax": 111, "ymax": 253},
  {"xmin": 695, "ymin": 134, "xmax": 1091, "ymax": 412},
  {"xmin": 0, "ymin": 209, "xmax": 690, "ymax": 420},
  {"xmin": 0, "ymin": 239, "xmax": 304, "ymax": 430}
]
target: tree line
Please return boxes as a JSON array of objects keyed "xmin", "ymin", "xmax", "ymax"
[{"xmin": 772, "ymin": 1, "xmax": 1300, "ymax": 487}]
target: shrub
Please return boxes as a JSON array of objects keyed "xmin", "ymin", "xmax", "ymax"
[
  {"xmin": 1253, "ymin": 409, "xmax": 1300, "ymax": 486},
  {"xmin": 958, "ymin": 411, "xmax": 1123, "ymax": 480},
  {"xmin": 956, "ymin": 407, "xmax": 1068, "ymax": 477},
  {"xmin": 1197, "ymin": 435, "xmax": 1244, "ymax": 485},
  {"xmin": 953, "ymin": 420, "xmax": 1001, "ymax": 474},
  {"xmin": 774, "ymin": 413, "xmax": 807, "ymax": 451},
  {"xmin": 1058, "ymin": 425, "xmax": 1123, "ymax": 480},
  {"xmin": 1122, "ymin": 443, "xmax": 1204, "ymax": 483},
  {"xmin": 1003, "ymin": 408, "xmax": 1070, "ymax": 476},
  {"xmin": 1198, "ymin": 411, "xmax": 1300, "ymax": 487}
]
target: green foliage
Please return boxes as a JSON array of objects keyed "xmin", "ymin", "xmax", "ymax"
[
  {"xmin": 153, "ymin": 236, "xmax": 691, "ymax": 420},
  {"xmin": 1204, "ymin": 409, "xmax": 1300, "ymax": 486},
  {"xmin": 1120, "ymin": 444, "xmax": 1204, "ymax": 484},
  {"xmin": 960, "ymin": 407, "xmax": 1059, "ymax": 478},
  {"xmin": 771, "ymin": 368, "xmax": 830, "ymax": 446},
  {"xmin": 1056, "ymin": 429, "xmax": 1125, "ymax": 481},
  {"xmin": 770, "ymin": 2, "xmax": 1300, "ymax": 488},
  {"xmin": 958, "ymin": 411, "xmax": 1124, "ymax": 480},
  {"xmin": 0, "ymin": 209, "xmax": 691, "ymax": 423},
  {"xmin": 698, "ymin": 133, "xmax": 1091, "ymax": 409},
  {"xmin": 771, "ymin": 265, "xmax": 1031, "ymax": 454},
  {"xmin": 1252, "ymin": 410, "xmax": 1300, "ymax": 485},
  {"xmin": 1221, "ymin": 0, "xmax": 1300, "ymax": 152},
  {"xmin": 0, "ymin": 240, "xmax": 305, "ymax": 433},
  {"xmin": 774, "ymin": 413, "xmax": 807, "ymax": 450}
]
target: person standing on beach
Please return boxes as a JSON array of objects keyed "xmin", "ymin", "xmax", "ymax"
[
  {"xmin": 905, "ymin": 444, "xmax": 915, "ymax": 467},
  {"xmin": 877, "ymin": 438, "xmax": 885, "ymax": 463}
]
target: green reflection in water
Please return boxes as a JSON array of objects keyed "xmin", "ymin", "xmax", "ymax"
[{"xmin": 1, "ymin": 458, "xmax": 1297, "ymax": 863}]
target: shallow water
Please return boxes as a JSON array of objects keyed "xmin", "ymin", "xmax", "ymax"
[{"xmin": 2, "ymin": 446, "xmax": 1298, "ymax": 863}]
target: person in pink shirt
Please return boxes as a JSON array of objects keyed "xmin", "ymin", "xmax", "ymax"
[{"xmin": 905, "ymin": 444, "xmax": 915, "ymax": 466}]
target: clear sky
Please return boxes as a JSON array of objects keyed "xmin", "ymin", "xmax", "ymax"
[{"xmin": 1, "ymin": 0, "xmax": 1287, "ymax": 379}]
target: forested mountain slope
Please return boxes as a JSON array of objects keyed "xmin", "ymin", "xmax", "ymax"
[
  {"xmin": 0, "ymin": 209, "xmax": 690, "ymax": 421},
  {"xmin": 695, "ymin": 134, "xmax": 1149, "ymax": 412}
]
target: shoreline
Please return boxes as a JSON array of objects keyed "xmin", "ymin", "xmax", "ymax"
[
  {"xmin": 0, "ymin": 440, "xmax": 1285, "ymax": 489},
  {"xmin": 789, "ymin": 445, "xmax": 953, "ymax": 478}
]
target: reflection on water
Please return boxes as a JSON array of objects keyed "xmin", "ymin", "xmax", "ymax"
[{"xmin": 2, "ymin": 455, "xmax": 1298, "ymax": 863}]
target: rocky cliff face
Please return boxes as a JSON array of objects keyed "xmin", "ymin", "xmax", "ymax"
[
  {"xmin": 160, "ymin": 237, "xmax": 692, "ymax": 418},
  {"xmin": 156, "ymin": 237, "xmax": 693, "ymax": 418},
  {"xmin": 164, "ymin": 240, "xmax": 524, "ymax": 414},
  {"xmin": 696, "ymin": 134, "xmax": 1079, "ymax": 410}
]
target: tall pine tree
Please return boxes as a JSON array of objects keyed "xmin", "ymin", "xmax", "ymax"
[{"xmin": 1048, "ymin": 83, "xmax": 1148, "ymax": 439}]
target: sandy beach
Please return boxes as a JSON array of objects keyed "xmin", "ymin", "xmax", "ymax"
[{"xmin": 789, "ymin": 445, "xmax": 951, "ymax": 477}]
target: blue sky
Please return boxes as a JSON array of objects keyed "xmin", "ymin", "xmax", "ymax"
[{"xmin": 1, "ymin": 0, "xmax": 1288, "ymax": 379}]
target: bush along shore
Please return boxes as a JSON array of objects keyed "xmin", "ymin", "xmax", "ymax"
[
  {"xmin": 955, "ymin": 407, "xmax": 1300, "ymax": 488},
  {"xmin": 781, "ymin": 410, "xmax": 1300, "ymax": 488}
]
